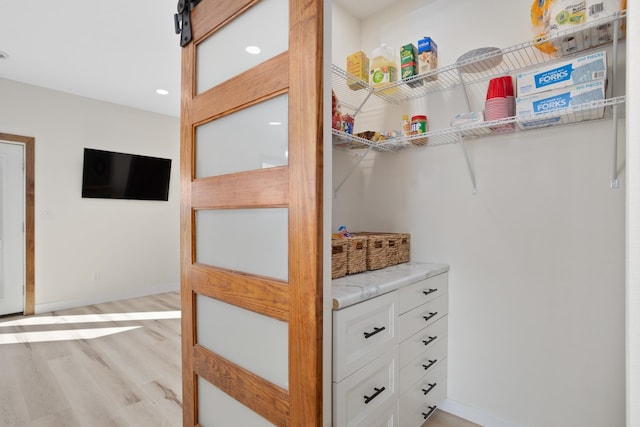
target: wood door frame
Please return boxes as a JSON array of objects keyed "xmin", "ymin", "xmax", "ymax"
[{"xmin": 0, "ymin": 132, "xmax": 35, "ymax": 315}]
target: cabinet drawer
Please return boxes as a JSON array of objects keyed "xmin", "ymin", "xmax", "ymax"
[
  {"xmin": 399, "ymin": 359, "xmax": 447, "ymax": 427},
  {"xmin": 398, "ymin": 273, "xmax": 448, "ymax": 315},
  {"xmin": 399, "ymin": 336, "xmax": 447, "ymax": 395},
  {"xmin": 398, "ymin": 294, "xmax": 448, "ymax": 342},
  {"xmin": 333, "ymin": 347, "xmax": 399, "ymax": 427},
  {"xmin": 352, "ymin": 398, "xmax": 398, "ymax": 427},
  {"xmin": 399, "ymin": 315, "xmax": 447, "ymax": 369},
  {"xmin": 333, "ymin": 291, "xmax": 398, "ymax": 382}
]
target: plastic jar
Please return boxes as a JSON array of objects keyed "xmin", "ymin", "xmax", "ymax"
[
  {"xmin": 410, "ymin": 115, "xmax": 428, "ymax": 145},
  {"xmin": 370, "ymin": 43, "xmax": 398, "ymax": 94}
]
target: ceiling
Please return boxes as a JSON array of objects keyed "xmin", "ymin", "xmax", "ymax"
[
  {"xmin": 0, "ymin": 0, "xmax": 182, "ymax": 117},
  {"xmin": 0, "ymin": 1, "xmax": 394, "ymax": 118},
  {"xmin": 333, "ymin": 0, "xmax": 398, "ymax": 20}
]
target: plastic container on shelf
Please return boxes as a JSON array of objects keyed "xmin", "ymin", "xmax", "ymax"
[
  {"xmin": 370, "ymin": 43, "xmax": 398, "ymax": 94},
  {"xmin": 410, "ymin": 115, "xmax": 428, "ymax": 145},
  {"xmin": 402, "ymin": 114, "xmax": 411, "ymax": 137}
]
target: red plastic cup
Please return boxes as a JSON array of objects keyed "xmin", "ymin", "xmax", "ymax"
[
  {"xmin": 486, "ymin": 77, "xmax": 507, "ymax": 99},
  {"xmin": 505, "ymin": 76, "xmax": 514, "ymax": 96}
]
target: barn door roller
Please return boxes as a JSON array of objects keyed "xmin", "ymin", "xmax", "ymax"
[{"xmin": 174, "ymin": 0, "xmax": 202, "ymax": 47}]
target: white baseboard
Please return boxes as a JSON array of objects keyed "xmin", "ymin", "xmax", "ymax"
[
  {"xmin": 439, "ymin": 398, "xmax": 522, "ymax": 427},
  {"xmin": 34, "ymin": 283, "xmax": 180, "ymax": 314}
]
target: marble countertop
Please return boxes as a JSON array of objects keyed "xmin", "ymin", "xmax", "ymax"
[{"xmin": 332, "ymin": 262, "xmax": 449, "ymax": 310}]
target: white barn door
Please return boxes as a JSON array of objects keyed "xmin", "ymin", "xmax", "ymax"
[{"xmin": 0, "ymin": 141, "xmax": 25, "ymax": 316}]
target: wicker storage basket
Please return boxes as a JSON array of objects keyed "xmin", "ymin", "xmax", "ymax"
[
  {"xmin": 346, "ymin": 236, "xmax": 368, "ymax": 275},
  {"xmin": 396, "ymin": 233, "xmax": 411, "ymax": 263},
  {"xmin": 331, "ymin": 238, "xmax": 347, "ymax": 279},
  {"xmin": 354, "ymin": 233, "xmax": 389, "ymax": 271},
  {"xmin": 385, "ymin": 233, "xmax": 401, "ymax": 266}
]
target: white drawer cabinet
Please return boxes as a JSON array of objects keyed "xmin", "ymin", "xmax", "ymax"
[
  {"xmin": 333, "ymin": 269, "xmax": 448, "ymax": 427},
  {"xmin": 398, "ymin": 273, "xmax": 448, "ymax": 315},
  {"xmin": 399, "ymin": 315, "xmax": 447, "ymax": 368},
  {"xmin": 399, "ymin": 336, "xmax": 447, "ymax": 396},
  {"xmin": 399, "ymin": 360, "xmax": 447, "ymax": 427},
  {"xmin": 333, "ymin": 347, "xmax": 399, "ymax": 427},
  {"xmin": 333, "ymin": 290, "xmax": 398, "ymax": 382},
  {"xmin": 398, "ymin": 293, "xmax": 448, "ymax": 342}
]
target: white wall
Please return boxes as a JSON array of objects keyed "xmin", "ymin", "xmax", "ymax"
[
  {"xmin": 0, "ymin": 78, "xmax": 180, "ymax": 312},
  {"xmin": 626, "ymin": 3, "xmax": 640, "ymax": 427},
  {"xmin": 332, "ymin": 1, "xmax": 626, "ymax": 426}
]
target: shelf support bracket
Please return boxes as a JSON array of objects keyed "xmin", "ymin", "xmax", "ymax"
[
  {"xmin": 457, "ymin": 70, "xmax": 477, "ymax": 194},
  {"xmin": 333, "ymin": 147, "xmax": 372, "ymax": 198},
  {"xmin": 458, "ymin": 70, "xmax": 473, "ymax": 113},
  {"xmin": 610, "ymin": 21, "xmax": 620, "ymax": 189},
  {"xmin": 352, "ymin": 88, "xmax": 375, "ymax": 119},
  {"xmin": 458, "ymin": 133, "xmax": 478, "ymax": 195}
]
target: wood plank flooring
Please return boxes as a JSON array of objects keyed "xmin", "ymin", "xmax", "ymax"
[
  {"xmin": 0, "ymin": 291, "xmax": 480, "ymax": 427},
  {"xmin": 423, "ymin": 410, "xmax": 482, "ymax": 427},
  {"xmin": 0, "ymin": 292, "xmax": 182, "ymax": 427}
]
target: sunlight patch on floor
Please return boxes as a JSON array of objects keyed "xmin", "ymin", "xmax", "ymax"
[
  {"xmin": 0, "ymin": 326, "xmax": 142, "ymax": 344},
  {"xmin": 0, "ymin": 310, "xmax": 181, "ymax": 327}
]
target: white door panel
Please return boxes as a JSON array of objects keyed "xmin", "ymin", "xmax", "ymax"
[{"xmin": 0, "ymin": 141, "xmax": 25, "ymax": 315}]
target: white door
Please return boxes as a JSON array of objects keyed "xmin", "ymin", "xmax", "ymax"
[{"xmin": 0, "ymin": 141, "xmax": 25, "ymax": 315}]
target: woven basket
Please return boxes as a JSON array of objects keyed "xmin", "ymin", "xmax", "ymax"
[
  {"xmin": 382, "ymin": 232, "xmax": 411, "ymax": 265},
  {"xmin": 354, "ymin": 233, "xmax": 389, "ymax": 271},
  {"xmin": 331, "ymin": 239, "xmax": 347, "ymax": 279},
  {"xmin": 385, "ymin": 233, "xmax": 401, "ymax": 266},
  {"xmin": 396, "ymin": 233, "xmax": 411, "ymax": 263},
  {"xmin": 346, "ymin": 236, "xmax": 368, "ymax": 275}
]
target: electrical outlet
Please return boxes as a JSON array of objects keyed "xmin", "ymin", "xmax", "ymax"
[{"xmin": 93, "ymin": 271, "xmax": 101, "ymax": 281}]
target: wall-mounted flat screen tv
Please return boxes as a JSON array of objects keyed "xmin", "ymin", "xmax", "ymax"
[{"xmin": 82, "ymin": 148, "xmax": 171, "ymax": 201}]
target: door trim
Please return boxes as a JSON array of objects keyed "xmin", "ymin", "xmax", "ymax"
[{"xmin": 0, "ymin": 133, "xmax": 35, "ymax": 315}]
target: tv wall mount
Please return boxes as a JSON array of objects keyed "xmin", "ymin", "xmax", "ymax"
[{"xmin": 174, "ymin": 0, "xmax": 202, "ymax": 47}]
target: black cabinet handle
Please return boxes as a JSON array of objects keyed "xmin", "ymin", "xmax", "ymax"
[
  {"xmin": 363, "ymin": 326, "xmax": 386, "ymax": 339},
  {"xmin": 422, "ymin": 336, "xmax": 437, "ymax": 346},
  {"xmin": 423, "ymin": 312, "xmax": 438, "ymax": 322},
  {"xmin": 363, "ymin": 386, "xmax": 385, "ymax": 404},
  {"xmin": 422, "ymin": 359, "xmax": 437, "ymax": 370},
  {"xmin": 422, "ymin": 382, "xmax": 437, "ymax": 395},
  {"xmin": 422, "ymin": 405, "xmax": 437, "ymax": 419},
  {"xmin": 422, "ymin": 288, "xmax": 438, "ymax": 296}
]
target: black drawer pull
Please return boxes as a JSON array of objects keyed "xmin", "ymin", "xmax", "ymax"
[
  {"xmin": 422, "ymin": 288, "xmax": 438, "ymax": 296},
  {"xmin": 422, "ymin": 336, "xmax": 437, "ymax": 346},
  {"xmin": 423, "ymin": 312, "xmax": 438, "ymax": 322},
  {"xmin": 363, "ymin": 326, "xmax": 386, "ymax": 339},
  {"xmin": 422, "ymin": 405, "xmax": 437, "ymax": 420},
  {"xmin": 363, "ymin": 386, "xmax": 385, "ymax": 404},
  {"xmin": 422, "ymin": 382, "xmax": 437, "ymax": 395},
  {"xmin": 422, "ymin": 359, "xmax": 437, "ymax": 371}
]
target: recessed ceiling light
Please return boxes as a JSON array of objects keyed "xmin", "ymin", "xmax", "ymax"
[
  {"xmin": 245, "ymin": 46, "xmax": 261, "ymax": 55},
  {"xmin": 0, "ymin": 51, "xmax": 9, "ymax": 60},
  {"xmin": 269, "ymin": 121, "xmax": 282, "ymax": 126},
  {"xmin": 156, "ymin": 89, "xmax": 169, "ymax": 95}
]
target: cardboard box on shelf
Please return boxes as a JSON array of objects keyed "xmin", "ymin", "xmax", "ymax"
[
  {"xmin": 400, "ymin": 43, "xmax": 422, "ymax": 87},
  {"xmin": 346, "ymin": 51, "xmax": 369, "ymax": 90},
  {"xmin": 515, "ymin": 78, "xmax": 606, "ymax": 130},
  {"xmin": 516, "ymin": 50, "xmax": 606, "ymax": 97},
  {"xmin": 417, "ymin": 37, "xmax": 438, "ymax": 81}
]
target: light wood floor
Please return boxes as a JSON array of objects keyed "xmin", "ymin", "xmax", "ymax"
[
  {"xmin": 0, "ymin": 292, "xmax": 182, "ymax": 427},
  {"xmin": 0, "ymin": 291, "xmax": 479, "ymax": 427},
  {"xmin": 423, "ymin": 410, "xmax": 482, "ymax": 427}
]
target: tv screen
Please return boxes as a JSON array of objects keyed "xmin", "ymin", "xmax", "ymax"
[{"xmin": 82, "ymin": 148, "xmax": 171, "ymax": 201}]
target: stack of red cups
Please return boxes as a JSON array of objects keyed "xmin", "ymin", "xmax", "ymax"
[{"xmin": 485, "ymin": 76, "xmax": 515, "ymax": 133}]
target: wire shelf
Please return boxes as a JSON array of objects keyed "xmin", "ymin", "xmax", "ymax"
[
  {"xmin": 332, "ymin": 10, "xmax": 626, "ymax": 105},
  {"xmin": 332, "ymin": 96, "xmax": 625, "ymax": 152}
]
